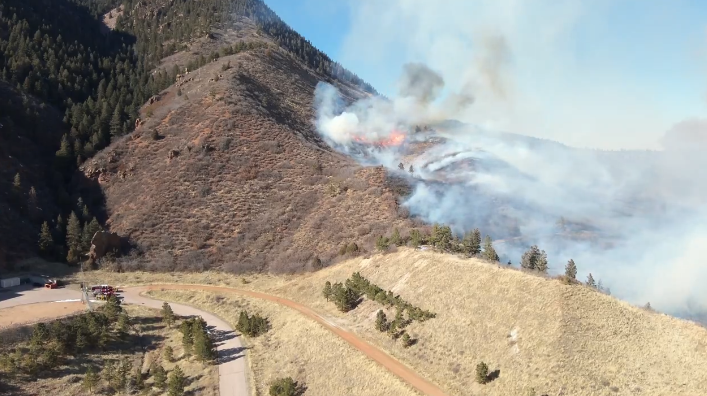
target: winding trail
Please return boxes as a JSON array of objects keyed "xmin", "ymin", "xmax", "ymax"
[
  {"xmin": 128, "ymin": 284, "xmax": 449, "ymax": 396},
  {"xmin": 122, "ymin": 287, "xmax": 248, "ymax": 396}
]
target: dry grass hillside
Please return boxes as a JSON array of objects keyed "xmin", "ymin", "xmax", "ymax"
[
  {"xmin": 80, "ymin": 250, "xmax": 707, "ymax": 396},
  {"xmin": 146, "ymin": 288, "xmax": 418, "ymax": 396},
  {"xmin": 81, "ymin": 19, "xmax": 413, "ymax": 272}
]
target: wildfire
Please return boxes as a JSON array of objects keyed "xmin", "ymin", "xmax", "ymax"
[{"xmin": 352, "ymin": 129, "xmax": 406, "ymax": 147}]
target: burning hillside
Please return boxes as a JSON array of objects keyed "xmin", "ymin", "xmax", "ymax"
[{"xmin": 312, "ymin": 64, "xmax": 707, "ymax": 318}]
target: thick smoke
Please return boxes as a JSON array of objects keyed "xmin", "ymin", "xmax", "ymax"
[{"xmin": 314, "ymin": 73, "xmax": 707, "ymax": 318}]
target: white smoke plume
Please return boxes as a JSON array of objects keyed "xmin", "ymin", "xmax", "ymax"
[
  {"xmin": 312, "ymin": 0, "xmax": 707, "ymax": 319},
  {"xmin": 314, "ymin": 75, "xmax": 707, "ymax": 320}
]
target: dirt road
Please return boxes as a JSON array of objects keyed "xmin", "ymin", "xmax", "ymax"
[
  {"xmin": 0, "ymin": 301, "xmax": 87, "ymax": 327},
  {"xmin": 121, "ymin": 287, "xmax": 249, "ymax": 396},
  {"xmin": 133, "ymin": 284, "xmax": 449, "ymax": 396}
]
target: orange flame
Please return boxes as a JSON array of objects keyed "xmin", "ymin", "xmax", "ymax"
[{"xmin": 352, "ymin": 129, "xmax": 406, "ymax": 147}]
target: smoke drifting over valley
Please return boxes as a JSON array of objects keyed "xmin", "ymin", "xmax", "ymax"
[{"xmin": 314, "ymin": 60, "xmax": 707, "ymax": 319}]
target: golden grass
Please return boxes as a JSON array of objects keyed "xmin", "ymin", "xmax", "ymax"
[
  {"xmin": 77, "ymin": 248, "xmax": 707, "ymax": 396},
  {"xmin": 5, "ymin": 305, "xmax": 217, "ymax": 396},
  {"xmin": 145, "ymin": 288, "xmax": 419, "ymax": 396}
]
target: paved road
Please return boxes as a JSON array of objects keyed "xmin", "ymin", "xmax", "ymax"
[
  {"xmin": 137, "ymin": 284, "xmax": 449, "ymax": 396},
  {"xmin": 122, "ymin": 287, "xmax": 249, "ymax": 396},
  {"xmin": 0, "ymin": 285, "xmax": 249, "ymax": 396}
]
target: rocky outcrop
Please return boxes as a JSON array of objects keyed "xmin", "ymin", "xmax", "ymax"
[{"xmin": 89, "ymin": 231, "xmax": 122, "ymax": 264}]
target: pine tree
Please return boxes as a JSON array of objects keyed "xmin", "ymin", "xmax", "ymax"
[
  {"xmin": 565, "ymin": 259, "xmax": 577, "ymax": 282},
  {"xmin": 482, "ymin": 236, "xmax": 499, "ymax": 261},
  {"xmin": 164, "ymin": 346, "xmax": 174, "ymax": 362},
  {"xmin": 12, "ymin": 173, "xmax": 21, "ymax": 194},
  {"xmin": 28, "ymin": 186, "xmax": 38, "ymax": 217},
  {"xmin": 134, "ymin": 365, "xmax": 144, "ymax": 391},
  {"xmin": 162, "ymin": 302, "xmax": 175, "ymax": 327},
  {"xmin": 102, "ymin": 359, "xmax": 116, "ymax": 388},
  {"xmin": 586, "ymin": 273, "xmax": 596, "ymax": 288},
  {"xmin": 66, "ymin": 211, "xmax": 82, "ymax": 253},
  {"xmin": 322, "ymin": 281, "xmax": 332, "ymax": 301},
  {"xmin": 536, "ymin": 250, "xmax": 548, "ymax": 273},
  {"xmin": 117, "ymin": 312, "xmax": 130, "ymax": 334},
  {"xmin": 408, "ymin": 165, "xmax": 414, "ymax": 174},
  {"xmin": 39, "ymin": 221, "xmax": 54, "ymax": 254},
  {"xmin": 81, "ymin": 217, "xmax": 100, "ymax": 253},
  {"xmin": 193, "ymin": 327, "xmax": 216, "ymax": 362},
  {"xmin": 152, "ymin": 364, "xmax": 167, "ymax": 389},
  {"xmin": 398, "ymin": 162, "xmax": 404, "ymax": 170},
  {"xmin": 83, "ymin": 366, "xmax": 99, "ymax": 392},
  {"xmin": 376, "ymin": 235, "xmax": 389, "ymax": 251},
  {"xmin": 167, "ymin": 365, "xmax": 186, "ymax": 396},
  {"xmin": 110, "ymin": 106, "xmax": 123, "ymax": 137},
  {"xmin": 475, "ymin": 361, "xmax": 489, "ymax": 384},
  {"xmin": 375, "ymin": 310, "xmax": 389, "ymax": 332},
  {"xmin": 117, "ymin": 358, "xmax": 132, "ymax": 391},
  {"xmin": 409, "ymin": 229, "xmax": 422, "ymax": 247},
  {"xmin": 390, "ymin": 228, "xmax": 402, "ymax": 246},
  {"xmin": 463, "ymin": 229, "xmax": 481, "ymax": 256}
]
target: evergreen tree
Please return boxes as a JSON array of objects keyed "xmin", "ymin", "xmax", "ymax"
[
  {"xmin": 117, "ymin": 358, "xmax": 132, "ymax": 391},
  {"xmin": 390, "ymin": 228, "xmax": 402, "ymax": 246},
  {"xmin": 408, "ymin": 165, "xmax": 414, "ymax": 174},
  {"xmin": 109, "ymin": 106, "xmax": 123, "ymax": 138},
  {"xmin": 38, "ymin": 221, "xmax": 54, "ymax": 254},
  {"xmin": 134, "ymin": 365, "xmax": 145, "ymax": 391},
  {"xmin": 463, "ymin": 229, "xmax": 481, "ymax": 256},
  {"xmin": 102, "ymin": 295, "xmax": 122, "ymax": 320},
  {"xmin": 117, "ymin": 312, "xmax": 130, "ymax": 334},
  {"xmin": 81, "ymin": 217, "xmax": 100, "ymax": 253},
  {"xmin": 12, "ymin": 173, "xmax": 21, "ymax": 194},
  {"xmin": 398, "ymin": 162, "xmax": 404, "ymax": 170},
  {"xmin": 409, "ymin": 229, "xmax": 422, "ymax": 247},
  {"xmin": 565, "ymin": 259, "xmax": 577, "ymax": 282},
  {"xmin": 83, "ymin": 366, "xmax": 99, "ymax": 392},
  {"xmin": 162, "ymin": 302, "xmax": 175, "ymax": 328},
  {"xmin": 586, "ymin": 273, "xmax": 596, "ymax": 288},
  {"xmin": 66, "ymin": 211, "xmax": 82, "ymax": 253},
  {"xmin": 193, "ymin": 327, "xmax": 216, "ymax": 362},
  {"xmin": 167, "ymin": 365, "xmax": 186, "ymax": 396},
  {"xmin": 152, "ymin": 364, "xmax": 167, "ymax": 390},
  {"xmin": 322, "ymin": 281, "xmax": 332, "ymax": 302},
  {"xmin": 375, "ymin": 235, "xmax": 390, "ymax": 251},
  {"xmin": 375, "ymin": 310, "xmax": 389, "ymax": 332},
  {"xmin": 482, "ymin": 236, "xmax": 499, "ymax": 261},
  {"xmin": 102, "ymin": 359, "xmax": 116, "ymax": 389},
  {"xmin": 164, "ymin": 346, "xmax": 174, "ymax": 363},
  {"xmin": 536, "ymin": 250, "xmax": 548, "ymax": 273},
  {"xmin": 476, "ymin": 361, "xmax": 489, "ymax": 384}
]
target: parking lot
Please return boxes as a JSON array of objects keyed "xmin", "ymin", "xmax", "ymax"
[{"xmin": 0, "ymin": 284, "xmax": 85, "ymax": 327}]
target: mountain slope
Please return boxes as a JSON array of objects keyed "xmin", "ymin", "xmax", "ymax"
[
  {"xmin": 81, "ymin": 17, "xmax": 413, "ymax": 272},
  {"xmin": 252, "ymin": 249, "xmax": 707, "ymax": 396}
]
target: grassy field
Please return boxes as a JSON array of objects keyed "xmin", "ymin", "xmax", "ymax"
[
  {"xmin": 146, "ymin": 288, "xmax": 419, "ymax": 396},
  {"xmin": 0, "ymin": 304, "xmax": 217, "ymax": 396},
  {"xmin": 77, "ymin": 248, "xmax": 707, "ymax": 396}
]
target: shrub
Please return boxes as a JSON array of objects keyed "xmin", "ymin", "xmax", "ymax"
[
  {"xmin": 375, "ymin": 310, "xmax": 389, "ymax": 332},
  {"xmin": 236, "ymin": 311, "xmax": 269, "ymax": 337},
  {"xmin": 476, "ymin": 361, "xmax": 489, "ymax": 384},
  {"xmin": 269, "ymin": 377, "xmax": 306, "ymax": 396}
]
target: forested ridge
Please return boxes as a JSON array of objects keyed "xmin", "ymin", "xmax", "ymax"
[{"xmin": 0, "ymin": 0, "xmax": 375, "ymax": 267}]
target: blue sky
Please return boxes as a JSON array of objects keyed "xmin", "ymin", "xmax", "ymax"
[{"xmin": 264, "ymin": 0, "xmax": 707, "ymax": 149}]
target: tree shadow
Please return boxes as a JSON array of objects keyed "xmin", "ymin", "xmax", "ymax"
[
  {"xmin": 486, "ymin": 369, "xmax": 500, "ymax": 383},
  {"xmin": 218, "ymin": 346, "xmax": 249, "ymax": 363}
]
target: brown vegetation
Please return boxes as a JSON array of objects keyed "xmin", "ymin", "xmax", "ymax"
[{"xmin": 82, "ymin": 21, "xmax": 412, "ymax": 273}]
